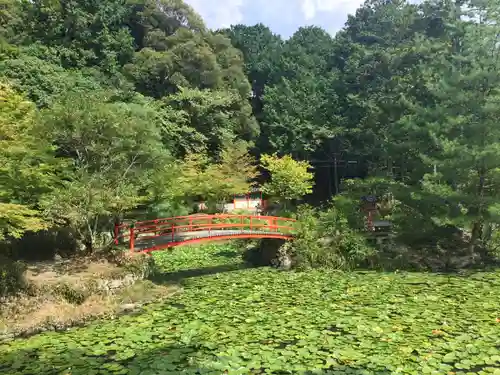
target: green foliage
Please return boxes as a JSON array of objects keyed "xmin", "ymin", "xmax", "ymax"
[
  {"xmin": 291, "ymin": 204, "xmax": 374, "ymax": 270},
  {"xmin": 0, "ymin": 204, "xmax": 47, "ymax": 241},
  {"xmin": 259, "ymin": 27, "xmax": 341, "ymax": 156},
  {"xmin": 161, "ymin": 87, "xmax": 258, "ymax": 156},
  {"xmin": 0, "ymin": 81, "xmax": 58, "ymax": 240},
  {"xmin": 0, "ymin": 0, "xmax": 21, "ymax": 40},
  {"xmin": 3, "ymin": 0, "xmax": 500, "ymax": 271},
  {"xmin": 1, "ymin": 244, "xmax": 499, "ymax": 373},
  {"xmin": 405, "ymin": 12, "xmax": 500, "ymax": 255},
  {"xmin": 123, "ymin": 11, "xmax": 252, "ymax": 100},
  {"xmin": 171, "ymin": 142, "xmax": 258, "ymax": 207},
  {"xmin": 0, "ymin": 53, "xmax": 103, "ymax": 107},
  {"xmin": 18, "ymin": 0, "xmax": 135, "ymax": 71},
  {"xmin": 128, "ymin": 0, "xmax": 206, "ymax": 50},
  {"xmin": 38, "ymin": 90, "xmax": 171, "ymax": 250},
  {"xmin": 260, "ymin": 154, "xmax": 314, "ymax": 203},
  {"xmin": 220, "ymin": 24, "xmax": 283, "ymax": 118}
]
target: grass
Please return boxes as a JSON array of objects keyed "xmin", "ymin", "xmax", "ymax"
[{"xmin": 0, "ymin": 243, "xmax": 499, "ymax": 374}]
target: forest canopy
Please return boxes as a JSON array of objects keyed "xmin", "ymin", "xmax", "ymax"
[{"xmin": 2, "ymin": 0, "xmax": 500, "ymax": 268}]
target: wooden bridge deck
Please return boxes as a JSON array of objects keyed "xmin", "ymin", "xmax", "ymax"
[{"xmin": 133, "ymin": 229, "xmax": 290, "ymax": 251}]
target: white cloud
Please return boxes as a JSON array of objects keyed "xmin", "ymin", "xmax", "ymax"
[
  {"xmin": 184, "ymin": 0, "xmax": 367, "ymax": 37},
  {"xmin": 299, "ymin": 0, "xmax": 364, "ymax": 20},
  {"xmin": 184, "ymin": 0, "xmax": 244, "ymax": 29}
]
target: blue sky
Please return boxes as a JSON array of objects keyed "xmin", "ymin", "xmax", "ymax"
[{"xmin": 184, "ymin": 0, "xmax": 366, "ymax": 38}]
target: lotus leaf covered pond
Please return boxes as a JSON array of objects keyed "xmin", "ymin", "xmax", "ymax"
[{"xmin": 1, "ymin": 244, "xmax": 499, "ymax": 374}]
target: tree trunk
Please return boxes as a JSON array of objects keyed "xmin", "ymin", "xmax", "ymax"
[
  {"xmin": 84, "ymin": 221, "xmax": 95, "ymax": 254},
  {"xmin": 469, "ymin": 171, "xmax": 486, "ymax": 255},
  {"xmin": 469, "ymin": 220, "xmax": 483, "ymax": 255}
]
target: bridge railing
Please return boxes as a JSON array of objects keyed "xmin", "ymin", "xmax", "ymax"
[{"xmin": 114, "ymin": 214, "xmax": 297, "ymax": 252}]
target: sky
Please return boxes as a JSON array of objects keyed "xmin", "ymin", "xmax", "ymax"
[{"xmin": 183, "ymin": 0, "xmax": 366, "ymax": 38}]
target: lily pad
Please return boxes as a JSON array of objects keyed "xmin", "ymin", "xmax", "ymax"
[{"xmin": 0, "ymin": 243, "xmax": 499, "ymax": 374}]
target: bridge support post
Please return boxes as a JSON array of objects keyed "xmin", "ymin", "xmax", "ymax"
[
  {"xmin": 129, "ymin": 225, "xmax": 135, "ymax": 253},
  {"xmin": 114, "ymin": 223, "xmax": 119, "ymax": 245},
  {"xmin": 171, "ymin": 224, "xmax": 174, "ymax": 242}
]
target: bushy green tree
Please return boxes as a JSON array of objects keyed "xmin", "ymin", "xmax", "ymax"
[
  {"xmin": 291, "ymin": 204, "xmax": 373, "ymax": 270},
  {"xmin": 0, "ymin": 81, "xmax": 59, "ymax": 240},
  {"xmin": 220, "ymin": 24, "xmax": 283, "ymax": 118},
  {"xmin": 172, "ymin": 142, "xmax": 258, "ymax": 208},
  {"xmin": 18, "ymin": 0, "xmax": 135, "ymax": 71},
  {"xmin": 161, "ymin": 87, "xmax": 258, "ymax": 156},
  {"xmin": 39, "ymin": 91, "xmax": 171, "ymax": 251},
  {"xmin": 405, "ymin": 0, "xmax": 500, "ymax": 255},
  {"xmin": 0, "ymin": 54, "xmax": 103, "ymax": 107},
  {"xmin": 260, "ymin": 154, "xmax": 314, "ymax": 207}
]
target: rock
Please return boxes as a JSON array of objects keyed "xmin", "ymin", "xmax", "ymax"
[
  {"xmin": 245, "ymin": 239, "xmax": 295, "ymax": 270},
  {"xmin": 279, "ymin": 254, "xmax": 293, "ymax": 270},
  {"xmin": 120, "ymin": 303, "xmax": 138, "ymax": 312},
  {"xmin": 109, "ymin": 279, "xmax": 123, "ymax": 289},
  {"xmin": 95, "ymin": 273, "xmax": 140, "ymax": 293},
  {"xmin": 449, "ymin": 254, "xmax": 479, "ymax": 269},
  {"xmin": 0, "ymin": 333, "xmax": 15, "ymax": 343},
  {"xmin": 275, "ymin": 242, "xmax": 294, "ymax": 270}
]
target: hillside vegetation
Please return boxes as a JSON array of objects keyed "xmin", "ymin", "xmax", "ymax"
[{"xmin": 2, "ymin": 0, "xmax": 500, "ymax": 269}]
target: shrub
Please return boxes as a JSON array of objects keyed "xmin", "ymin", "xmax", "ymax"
[
  {"xmin": 6, "ymin": 228, "xmax": 80, "ymax": 261},
  {"xmin": 51, "ymin": 282, "xmax": 87, "ymax": 305},
  {"xmin": 291, "ymin": 204, "xmax": 374, "ymax": 270},
  {"xmin": 0, "ymin": 256, "xmax": 28, "ymax": 297}
]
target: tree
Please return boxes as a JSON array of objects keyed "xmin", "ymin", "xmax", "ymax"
[
  {"xmin": 220, "ymin": 24, "xmax": 283, "ymax": 118},
  {"xmin": 160, "ymin": 87, "xmax": 258, "ymax": 157},
  {"xmin": 260, "ymin": 154, "xmax": 314, "ymax": 208},
  {"xmin": 126, "ymin": 0, "xmax": 206, "ymax": 50},
  {"xmin": 0, "ymin": 0, "xmax": 21, "ymax": 40},
  {"xmin": 255, "ymin": 26, "xmax": 339, "ymax": 157},
  {"xmin": 124, "ymin": 28, "xmax": 253, "ymax": 99},
  {"xmin": 0, "ymin": 53, "xmax": 103, "ymax": 107},
  {"xmin": 173, "ymin": 143, "xmax": 258, "ymax": 208},
  {"xmin": 0, "ymin": 81, "xmax": 59, "ymax": 240},
  {"xmin": 18, "ymin": 0, "xmax": 135, "ymax": 72},
  {"xmin": 39, "ymin": 90, "xmax": 171, "ymax": 251},
  {"xmin": 406, "ymin": 0, "xmax": 500, "ymax": 256},
  {"xmin": 206, "ymin": 141, "xmax": 259, "ymax": 203}
]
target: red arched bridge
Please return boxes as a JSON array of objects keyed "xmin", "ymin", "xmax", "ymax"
[{"xmin": 114, "ymin": 214, "xmax": 296, "ymax": 253}]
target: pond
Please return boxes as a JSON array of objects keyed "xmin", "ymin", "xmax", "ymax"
[{"xmin": 1, "ymin": 244, "xmax": 499, "ymax": 374}]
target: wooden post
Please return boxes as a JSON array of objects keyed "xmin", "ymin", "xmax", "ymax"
[
  {"xmin": 367, "ymin": 211, "xmax": 374, "ymax": 231},
  {"xmin": 171, "ymin": 224, "xmax": 175, "ymax": 242},
  {"xmin": 129, "ymin": 225, "xmax": 135, "ymax": 253}
]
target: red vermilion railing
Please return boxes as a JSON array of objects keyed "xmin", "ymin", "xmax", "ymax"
[{"xmin": 114, "ymin": 214, "xmax": 296, "ymax": 253}]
